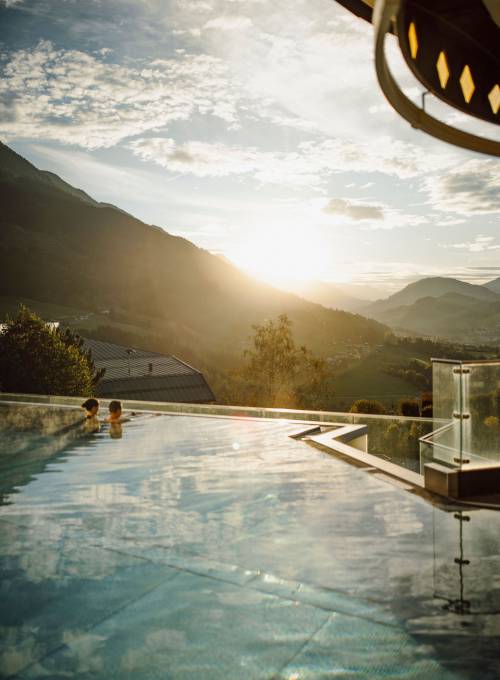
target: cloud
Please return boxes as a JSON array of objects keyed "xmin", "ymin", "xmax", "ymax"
[
  {"xmin": 204, "ymin": 15, "xmax": 253, "ymax": 30},
  {"xmin": 323, "ymin": 197, "xmax": 384, "ymax": 221},
  {"xmin": 319, "ymin": 194, "xmax": 427, "ymax": 230},
  {"xmin": 128, "ymin": 137, "xmax": 328, "ymax": 186},
  {"xmin": 0, "ymin": 9, "xmax": 459, "ymax": 185},
  {"xmin": 425, "ymin": 159, "xmax": 500, "ymax": 215},
  {"xmin": 441, "ymin": 235, "xmax": 500, "ymax": 253},
  {"xmin": 129, "ymin": 134, "xmax": 454, "ymax": 191},
  {"xmin": 0, "ymin": 41, "xmax": 239, "ymax": 148},
  {"xmin": 350, "ymin": 261, "xmax": 500, "ymax": 290},
  {"xmin": 298, "ymin": 137, "xmax": 453, "ymax": 180}
]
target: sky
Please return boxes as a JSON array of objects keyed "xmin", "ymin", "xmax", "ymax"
[{"xmin": 0, "ymin": 0, "xmax": 499, "ymax": 297}]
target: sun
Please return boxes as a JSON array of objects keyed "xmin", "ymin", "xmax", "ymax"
[
  {"xmin": 228, "ymin": 227, "xmax": 313, "ymax": 286},
  {"xmin": 226, "ymin": 222, "xmax": 348, "ymax": 288}
]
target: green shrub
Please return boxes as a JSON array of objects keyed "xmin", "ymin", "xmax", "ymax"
[{"xmin": 350, "ymin": 399, "xmax": 386, "ymax": 415}]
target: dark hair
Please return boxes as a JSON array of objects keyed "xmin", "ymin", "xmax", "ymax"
[
  {"xmin": 109, "ymin": 400, "xmax": 122, "ymax": 413},
  {"xmin": 81, "ymin": 398, "xmax": 99, "ymax": 411}
]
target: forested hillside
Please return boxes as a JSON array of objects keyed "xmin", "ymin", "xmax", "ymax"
[{"xmin": 0, "ymin": 141, "xmax": 387, "ymax": 365}]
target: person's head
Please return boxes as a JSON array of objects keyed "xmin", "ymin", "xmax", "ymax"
[
  {"xmin": 108, "ymin": 400, "xmax": 122, "ymax": 420},
  {"xmin": 81, "ymin": 398, "xmax": 99, "ymax": 416}
]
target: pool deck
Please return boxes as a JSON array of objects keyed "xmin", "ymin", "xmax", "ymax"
[{"xmin": 1, "ymin": 408, "xmax": 500, "ymax": 679}]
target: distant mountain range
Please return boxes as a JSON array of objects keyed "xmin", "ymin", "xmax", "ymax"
[
  {"xmin": 363, "ymin": 277, "xmax": 500, "ymax": 342},
  {"xmin": 0, "ymin": 141, "xmax": 387, "ymax": 362},
  {"xmin": 282, "ymin": 275, "xmax": 500, "ymax": 344},
  {"xmin": 484, "ymin": 277, "xmax": 500, "ymax": 295},
  {"xmin": 368, "ymin": 277, "xmax": 498, "ymax": 313}
]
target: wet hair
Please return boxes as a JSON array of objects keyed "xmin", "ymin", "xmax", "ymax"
[
  {"xmin": 81, "ymin": 398, "xmax": 99, "ymax": 411},
  {"xmin": 108, "ymin": 400, "xmax": 122, "ymax": 414}
]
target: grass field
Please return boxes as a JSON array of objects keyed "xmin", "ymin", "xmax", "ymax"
[
  {"xmin": 332, "ymin": 343, "xmax": 431, "ymax": 410},
  {"xmin": 0, "ymin": 296, "xmax": 86, "ymax": 321},
  {"xmin": 0, "ymin": 297, "xmax": 151, "ymax": 338}
]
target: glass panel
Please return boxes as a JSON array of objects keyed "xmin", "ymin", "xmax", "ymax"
[
  {"xmin": 350, "ymin": 414, "xmax": 435, "ymax": 472},
  {"xmin": 432, "ymin": 360, "xmax": 457, "ymax": 421},
  {"xmin": 421, "ymin": 360, "xmax": 500, "ymax": 472},
  {"xmin": 466, "ymin": 362, "xmax": 500, "ymax": 468},
  {"xmin": 422, "ymin": 361, "xmax": 463, "ymax": 469}
]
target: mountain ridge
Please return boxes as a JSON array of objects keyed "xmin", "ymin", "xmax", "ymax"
[
  {"xmin": 484, "ymin": 276, "xmax": 500, "ymax": 294},
  {"xmin": 371, "ymin": 291, "xmax": 500, "ymax": 341},
  {"xmin": 366, "ymin": 276, "xmax": 499, "ymax": 317},
  {"xmin": 0, "ymin": 141, "xmax": 387, "ymax": 359}
]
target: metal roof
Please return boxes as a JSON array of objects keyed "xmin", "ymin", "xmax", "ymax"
[
  {"xmin": 84, "ymin": 338, "xmax": 169, "ymax": 362},
  {"xmin": 83, "ymin": 338, "xmax": 215, "ymax": 403},
  {"xmin": 96, "ymin": 375, "xmax": 215, "ymax": 404}
]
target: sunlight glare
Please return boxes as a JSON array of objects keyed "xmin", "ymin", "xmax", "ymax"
[{"xmin": 228, "ymin": 222, "xmax": 338, "ymax": 287}]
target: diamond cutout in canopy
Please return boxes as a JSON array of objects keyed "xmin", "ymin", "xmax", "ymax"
[
  {"xmin": 460, "ymin": 65, "xmax": 475, "ymax": 103},
  {"xmin": 488, "ymin": 84, "xmax": 500, "ymax": 115},
  {"xmin": 436, "ymin": 52, "xmax": 450, "ymax": 89},
  {"xmin": 408, "ymin": 22, "xmax": 418, "ymax": 60}
]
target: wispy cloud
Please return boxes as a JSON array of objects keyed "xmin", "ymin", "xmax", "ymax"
[
  {"xmin": 0, "ymin": 41, "xmax": 239, "ymax": 148},
  {"xmin": 441, "ymin": 235, "xmax": 500, "ymax": 253},
  {"xmin": 204, "ymin": 15, "xmax": 252, "ymax": 30},
  {"xmin": 323, "ymin": 197, "xmax": 384, "ymax": 221},
  {"xmin": 128, "ymin": 137, "xmax": 328, "ymax": 186},
  {"xmin": 129, "ymin": 134, "xmax": 455, "ymax": 191},
  {"xmin": 424, "ymin": 159, "xmax": 500, "ymax": 215}
]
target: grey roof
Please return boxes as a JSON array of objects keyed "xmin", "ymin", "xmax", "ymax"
[
  {"xmin": 96, "ymin": 374, "xmax": 214, "ymax": 404},
  {"xmin": 82, "ymin": 338, "xmax": 215, "ymax": 404},
  {"xmin": 83, "ymin": 338, "xmax": 163, "ymax": 362}
]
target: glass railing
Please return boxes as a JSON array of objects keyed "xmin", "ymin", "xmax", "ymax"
[{"xmin": 420, "ymin": 359, "xmax": 500, "ymax": 472}]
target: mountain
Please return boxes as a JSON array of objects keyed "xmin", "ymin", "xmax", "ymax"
[
  {"xmin": 372, "ymin": 292, "xmax": 500, "ymax": 340},
  {"xmin": 366, "ymin": 277, "xmax": 498, "ymax": 317},
  {"xmin": 0, "ymin": 141, "xmax": 387, "ymax": 361},
  {"xmin": 281, "ymin": 280, "xmax": 368, "ymax": 313},
  {"xmin": 484, "ymin": 277, "xmax": 500, "ymax": 294}
]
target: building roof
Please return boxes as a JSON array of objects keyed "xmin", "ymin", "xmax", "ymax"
[{"xmin": 82, "ymin": 338, "xmax": 215, "ymax": 404}]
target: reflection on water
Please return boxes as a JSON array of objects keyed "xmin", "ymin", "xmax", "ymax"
[
  {"xmin": 84, "ymin": 415, "xmax": 100, "ymax": 434},
  {"xmin": 0, "ymin": 403, "xmax": 85, "ymax": 506},
  {"xmin": 0, "ymin": 405, "xmax": 499, "ymax": 679},
  {"xmin": 433, "ymin": 508, "xmax": 500, "ymax": 618},
  {"xmin": 109, "ymin": 422, "xmax": 123, "ymax": 439}
]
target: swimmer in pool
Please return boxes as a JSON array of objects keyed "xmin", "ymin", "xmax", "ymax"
[
  {"xmin": 81, "ymin": 398, "xmax": 100, "ymax": 433},
  {"xmin": 106, "ymin": 400, "xmax": 130, "ymax": 423},
  {"xmin": 106, "ymin": 400, "xmax": 130, "ymax": 438}
]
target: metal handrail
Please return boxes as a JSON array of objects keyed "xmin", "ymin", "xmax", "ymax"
[{"xmin": 432, "ymin": 358, "xmax": 500, "ymax": 366}]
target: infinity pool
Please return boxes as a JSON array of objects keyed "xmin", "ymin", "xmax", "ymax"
[{"xmin": 0, "ymin": 402, "xmax": 499, "ymax": 679}]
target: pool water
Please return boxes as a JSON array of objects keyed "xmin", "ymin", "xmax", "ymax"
[{"xmin": 0, "ymin": 404, "xmax": 499, "ymax": 679}]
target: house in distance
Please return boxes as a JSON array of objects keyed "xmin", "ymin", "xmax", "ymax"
[{"xmin": 82, "ymin": 338, "xmax": 215, "ymax": 404}]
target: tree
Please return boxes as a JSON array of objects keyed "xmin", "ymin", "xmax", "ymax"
[
  {"xmin": 398, "ymin": 399, "xmax": 420, "ymax": 417},
  {"xmin": 294, "ymin": 354, "xmax": 336, "ymax": 411},
  {"xmin": 0, "ymin": 306, "xmax": 104, "ymax": 396},
  {"xmin": 421, "ymin": 392, "xmax": 433, "ymax": 418},
  {"xmin": 350, "ymin": 399, "xmax": 386, "ymax": 415},
  {"xmin": 242, "ymin": 314, "xmax": 334, "ymax": 408}
]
